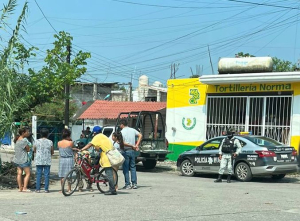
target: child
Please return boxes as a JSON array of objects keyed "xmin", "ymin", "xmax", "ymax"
[
  {"xmin": 111, "ymin": 132, "xmax": 124, "ymax": 190},
  {"xmin": 22, "ymin": 133, "xmax": 34, "ymax": 187}
]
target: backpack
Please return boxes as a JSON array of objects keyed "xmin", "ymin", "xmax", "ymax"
[{"xmin": 221, "ymin": 137, "xmax": 236, "ymax": 153}]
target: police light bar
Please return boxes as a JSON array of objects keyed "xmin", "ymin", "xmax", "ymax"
[{"xmin": 238, "ymin": 132, "xmax": 251, "ymax": 135}]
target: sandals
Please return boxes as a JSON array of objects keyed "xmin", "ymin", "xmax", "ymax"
[{"xmin": 22, "ymin": 189, "xmax": 32, "ymax": 193}]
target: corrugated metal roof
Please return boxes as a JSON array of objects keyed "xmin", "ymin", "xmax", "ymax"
[{"xmin": 76, "ymin": 100, "xmax": 166, "ymax": 119}]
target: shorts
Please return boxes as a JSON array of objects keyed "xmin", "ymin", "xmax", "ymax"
[{"xmin": 16, "ymin": 162, "xmax": 31, "ymax": 168}]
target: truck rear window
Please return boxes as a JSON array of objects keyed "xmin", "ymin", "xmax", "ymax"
[{"xmin": 103, "ymin": 128, "xmax": 113, "ymax": 138}]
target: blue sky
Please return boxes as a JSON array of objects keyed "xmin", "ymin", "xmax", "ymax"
[{"xmin": 5, "ymin": 0, "xmax": 300, "ymax": 87}]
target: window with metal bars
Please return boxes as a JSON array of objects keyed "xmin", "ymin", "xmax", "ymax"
[{"xmin": 206, "ymin": 96, "xmax": 292, "ymax": 144}]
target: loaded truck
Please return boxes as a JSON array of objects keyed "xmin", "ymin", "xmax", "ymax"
[{"xmin": 104, "ymin": 111, "xmax": 170, "ymax": 169}]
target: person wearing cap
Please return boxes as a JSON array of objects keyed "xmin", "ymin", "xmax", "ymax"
[
  {"xmin": 80, "ymin": 126, "xmax": 117, "ymax": 195},
  {"xmin": 214, "ymin": 128, "xmax": 242, "ymax": 183}
]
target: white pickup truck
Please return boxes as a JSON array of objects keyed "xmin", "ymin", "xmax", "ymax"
[{"xmin": 102, "ymin": 111, "xmax": 171, "ymax": 169}]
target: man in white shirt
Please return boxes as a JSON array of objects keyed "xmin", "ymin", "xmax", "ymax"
[{"xmin": 119, "ymin": 119, "xmax": 142, "ymax": 189}]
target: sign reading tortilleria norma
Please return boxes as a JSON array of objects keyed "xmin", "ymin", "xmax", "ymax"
[{"xmin": 214, "ymin": 83, "xmax": 292, "ymax": 93}]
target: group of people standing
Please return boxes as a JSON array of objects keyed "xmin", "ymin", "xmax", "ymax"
[
  {"xmin": 79, "ymin": 119, "xmax": 142, "ymax": 195},
  {"xmin": 13, "ymin": 119, "xmax": 142, "ymax": 195},
  {"xmin": 13, "ymin": 127, "xmax": 54, "ymax": 193}
]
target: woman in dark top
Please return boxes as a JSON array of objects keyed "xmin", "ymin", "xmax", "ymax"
[{"xmin": 13, "ymin": 127, "xmax": 31, "ymax": 192}]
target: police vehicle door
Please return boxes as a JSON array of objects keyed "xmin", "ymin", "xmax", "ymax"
[{"xmin": 194, "ymin": 138, "xmax": 223, "ymax": 172}]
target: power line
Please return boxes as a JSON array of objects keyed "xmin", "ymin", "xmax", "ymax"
[
  {"xmin": 33, "ymin": 0, "xmax": 144, "ymax": 81},
  {"xmin": 225, "ymin": 0, "xmax": 299, "ymax": 10},
  {"xmin": 109, "ymin": 0, "xmax": 245, "ymax": 9},
  {"xmin": 34, "ymin": 0, "xmax": 58, "ymax": 33},
  {"xmin": 114, "ymin": 3, "xmax": 261, "ymax": 63}
]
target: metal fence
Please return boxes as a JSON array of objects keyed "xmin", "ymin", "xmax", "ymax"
[{"xmin": 206, "ymin": 96, "xmax": 292, "ymax": 144}]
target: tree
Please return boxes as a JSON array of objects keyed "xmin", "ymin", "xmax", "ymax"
[
  {"xmin": 27, "ymin": 31, "xmax": 91, "ymax": 108},
  {"xmin": 272, "ymin": 57, "xmax": 297, "ymax": 72},
  {"xmin": 0, "ymin": 0, "xmax": 29, "ymax": 139},
  {"xmin": 235, "ymin": 52, "xmax": 255, "ymax": 57},
  {"xmin": 235, "ymin": 52, "xmax": 297, "ymax": 72},
  {"xmin": 22, "ymin": 99, "xmax": 78, "ymax": 122},
  {"xmin": 0, "ymin": 1, "xmax": 91, "ymax": 140}
]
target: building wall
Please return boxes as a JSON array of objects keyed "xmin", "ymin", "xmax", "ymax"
[
  {"xmin": 136, "ymin": 86, "xmax": 167, "ymax": 102},
  {"xmin": 166, "ymin": 78, "xmax": 300, "ymax": 161},
  {"xmin": 111, "ymin": 92, "xmax": 127, "ymax": 101},
  {"xmin": 291, "ymin": 85, "xmax": 300, "ymax": 151},
  {"xmin": 166, "ymin": 78, "xmax": 206, "ymax": 161},
  {"xmin": 71, "ymin": 83, "xmax": 114, "ymax": 107}
]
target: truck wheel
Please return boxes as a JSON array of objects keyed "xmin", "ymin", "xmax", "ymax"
[
  {"xmin": 142, "ymin": 160, "xmax": 157, "ymax": 169},
  {"xmin": 180, "ymin": 159, "xmax": 194, "ymax": 177},
  {"xmin": 235, "ymin": 162, "xmax": 252, "ymax": 182}
]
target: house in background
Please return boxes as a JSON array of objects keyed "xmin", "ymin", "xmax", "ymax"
[
  {"xmin": 72, "ymin": 75, "xmax": 167, "ymax": 104},
  {"xmin": 71, "ymin": 82, "xmax": 118, "ymax": 107},
  {"xmin": 132, "ymin": 75, "xmax": 167, "ymax": 102},
  {"xmin": 71, "ymin": 100, "xmax": 166, "ymax": 140}
]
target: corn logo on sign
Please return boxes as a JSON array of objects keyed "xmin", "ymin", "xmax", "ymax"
[
  {"xmin": 182, "ymin": 117, "xmax": 196, "ymax": 130},
  {"xmin": 189, "ymin": 88, "xmax": 200, "ymax": 104}
]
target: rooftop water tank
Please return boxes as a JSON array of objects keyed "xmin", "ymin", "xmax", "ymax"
[
  {"xmin": 153, "ymin": 81, "xmax": 163, "ymax": 87},
  {"xmin": 218, "ymin": 57, "xmax": 273, "ymax": 74},
  {"xmin": 139, "ymin": 75, "xmax": 149, "ymax": 86}
]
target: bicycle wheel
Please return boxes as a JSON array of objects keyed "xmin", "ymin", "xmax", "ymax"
[
  {"xmin": 62, "ymin": 169, "xmax": 80, "ymax": 196},
  {"xmin": 96, "ymin": 168, "xmax": 118, "ymax": 193}
]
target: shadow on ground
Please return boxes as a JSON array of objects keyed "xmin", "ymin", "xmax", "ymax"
[
  {"xmin": 186, "ymin": 173, "xmax": 300, "ymax": 183},
  {"xmin": 136, "ymin": 164, "xmax": 176, "ymax": 173}
]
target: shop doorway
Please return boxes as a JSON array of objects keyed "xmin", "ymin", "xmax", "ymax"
[{"xmin": 206, "ymin": 95, "xmax": 292, "ymax": 144}]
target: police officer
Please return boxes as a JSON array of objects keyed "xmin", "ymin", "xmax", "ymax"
[{"xmin": 214, "ymin": 128, "xmax": 242, "ymax": 183}]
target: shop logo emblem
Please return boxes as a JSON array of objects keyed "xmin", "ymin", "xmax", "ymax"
[
  {"xmin": 182, "ymin": 117, "xmax": 196, "ymax": 130},
  {"xmin": 189, "ymin": 88, "xmax": 200, "ymax": 105}
]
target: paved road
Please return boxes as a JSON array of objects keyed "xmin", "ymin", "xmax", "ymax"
[{"xmin": 1, "ymin": 152, "xmax": 300, "ymax": 221}]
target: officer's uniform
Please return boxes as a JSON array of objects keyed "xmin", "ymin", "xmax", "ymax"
[{"xmin": 215, "ymin": 136, "xmax": 242, "ymax": 183}]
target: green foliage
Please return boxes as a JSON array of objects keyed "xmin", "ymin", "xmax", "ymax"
[
  {"xmin": 189, "ymin": 75, "xmax": 200, "ymax": 78},
  {"xmin": 235, "ymin": 52, "xmax": 297, "ymax": 72},
  {"xmin": 0, "ymin": 1, "xmax": 90, "ymax": 140},
  {"xmin": 235, "ymin": 52, "xmax": 255, "ymax": 57},
  {"xmin": 13, "ymin": 43, "xmax": 37, "ymax": 72},
  {"xmin": 27, "ymin": 31, "xmax": 91, "ymax": 106},
  {"xmin": 0, "ymin": 1, "xmax": 28, "ymax": 139},
  {"xmin": 0, "ymin": 0, "xmax": 17, "ymax": 29},
  {"xmin": 272, "ymin": 57, "xmax": 297, "ymax": 72},
  {"xmin": 22, "ymin": 99, "xmax": 78, "ymax": 122}
]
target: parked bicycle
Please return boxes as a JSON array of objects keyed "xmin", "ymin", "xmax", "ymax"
[{"xmin": 62, "ymin": 152, "xmax": 118, "ymax": 196}]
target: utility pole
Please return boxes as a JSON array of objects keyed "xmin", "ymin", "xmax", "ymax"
[
  {"xmin": 207, "ymin": 45, "xmax": 214, "ymax": 74},
  {"xmin": 170, "ymin": 63, "xmax": 179, "ymax": 79},
  {"xmin": 129, "ymin": 73, "xmax": 133, "ymax": 101},
  {"xmin": 93, "ymin": 81, "xmax": 98, "ymax": 101},
  {"xmin": 64, "ymin": 45, "xmax": 71, "ymax": 128}
]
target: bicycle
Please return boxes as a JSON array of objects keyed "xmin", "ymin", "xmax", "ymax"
[{"xmin": 62, "ymin": 152, "xmax": 118, "ymax": 196}]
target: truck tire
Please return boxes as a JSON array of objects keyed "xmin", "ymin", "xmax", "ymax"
[{"xmin": 142, "ymin": 160, "xmax": 157, "ymax": 169}]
